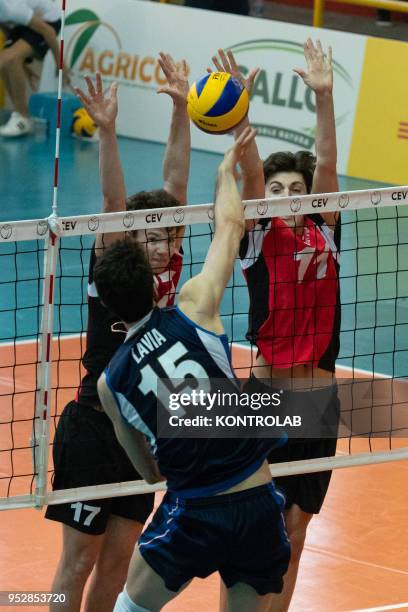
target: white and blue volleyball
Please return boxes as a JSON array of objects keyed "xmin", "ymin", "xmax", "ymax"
[{"xmin": 187, "ymin": 72, "xmax": 249, "ymax": 134}]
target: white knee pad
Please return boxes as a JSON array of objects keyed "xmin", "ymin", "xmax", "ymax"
[{"xmin": 113, "ymin": 587, "xmax": 152, "ymax": 612}]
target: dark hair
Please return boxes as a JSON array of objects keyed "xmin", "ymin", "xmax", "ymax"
[
  {"xmin": 263, "ymin": 151, "xmax": 316, "ymax": 194},
  {"xmin": 93, "ymin": 240, "xmax": 154, "ymax": 324},
  {"xmin": 126, "ymin": 189, "xmax": 180, "ymax": 211}
]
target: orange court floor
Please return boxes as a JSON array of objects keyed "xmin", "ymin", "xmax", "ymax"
[
  {"xmin": 0, "ymin": 339, "xmax": 407, "ymax": 611},
  {"xmin": 0, "ymin": 452, "xmax": 407, "ymax": 612}
]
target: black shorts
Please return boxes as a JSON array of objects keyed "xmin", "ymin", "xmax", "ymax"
[
  {"xmin": 139, "ymin": 483, "xmax": 290, "ymax": 596},
  {"xmin": 4, "ymin": 20, "xmax": 61, "ymax": 61},
  {"xmin": 243, "ymin": 376, "xmax": 339, "ymax": 515},
  {"xmin": 45, "ymin": 400, "xmax": 155, "ymax": 535}
]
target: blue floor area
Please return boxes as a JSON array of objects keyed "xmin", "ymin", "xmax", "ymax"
[
  {"xmin": 0, "ymin": 133, "xmax": 392, "ymax": 222},
  {"xmin": 1, "ymin": 133, "xmax": 408, "ymax": 377}
]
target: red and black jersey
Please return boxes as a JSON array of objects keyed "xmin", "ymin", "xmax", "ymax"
[
  {"xmin": 240, "ymin": 214, "xmax": 341, "ymax": 372},
  {"xmin": 77, "ymin": 244, "xmax": 183, "ymax": 406}
]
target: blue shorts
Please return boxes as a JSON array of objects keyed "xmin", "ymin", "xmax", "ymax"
[{"xmin": 139, "ymin": 482, "xmax": 290, "ymax": 595}]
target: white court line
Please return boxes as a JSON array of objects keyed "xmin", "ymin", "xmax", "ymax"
[
  {"xmin": 0, "ymin": 339, "xmax": 398, "ymax": 379},
  {"xmin": 230, "ymin": 342, "xmax": 387, "ymax": 378},
  {"xmin": 0, "ymin": 333, "xmax": 83, "ymax": 347},
  {"xmin": 349, "ymin": 603, "xmax": 408, "ymax": 611},
  {"xmin": 0, "ymin": 376, "xmax": 36, "ymax": 391},
  {"xmin": 306, "ymin": 544, "xmax": 408, "ymax": 577}
]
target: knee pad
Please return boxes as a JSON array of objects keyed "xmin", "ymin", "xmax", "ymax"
[{"xmin": 113, "ymin": 588, "xmax": 152, "ymax": 612}]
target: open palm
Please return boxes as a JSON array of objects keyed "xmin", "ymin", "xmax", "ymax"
[
  {"xmin": 294, "ymin": 39, "xmax": 333, "ymax": 94},
  {"xmin": 210, "ymin": 48, "xmax": 259, "ymax": 93},
  {"xmin": 157, "ymin": 52, "xmax": 189, "ymax": 104},
  {"xmin": 74, "ymin": 73, "xmax": 118, "ymax": 129}
]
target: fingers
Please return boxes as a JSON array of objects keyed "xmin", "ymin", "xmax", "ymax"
[
  {"xmin": 84, "ymin": 75, "xmax": 96, "ymax": 98},
  {"xmin": 212, "ymin": 55, "xmax": 224, "ymax": 72},
  {"xmin": 158, "ymin": 52, "xmax": 175, "ymax": 81},
  {"xmin": 110, "ymin": 81, "xmax": 118, "ymax": 100},
  {"xmin": 74, "ymin": 87, "xmax": 91, "ymax": 107},
  {"xmin": 327, "ymin": 45, "xmax": 333, "ymax": 65},
  {"xmin": 158, "ymin": 56, "xmax": 171, "ymax": 81},
  {"xmin": 181, "ymin": 59, "xmax": 188, "ymax": 76},
  {"xmin": 226, "ymin": 49, "xmax": 239, "ymax": 72},
  {"xmin": 158, "ymin": 52, "xmax": 188, "ymax": 82},
  {"xmin": 95, "ymin": 72, "xmax": 103, "ymax": 96},
  {"xmin": 228, "ymin": 126, "xmax": 257, "ymax": 161},
  {"xmin": 303, "ymin": 38, "xmax": 313, "ymax": 63},
  {"xmin": 222, "ymin": 126, "xmax": 257, "ymax": 173},
  {"xmin": 218, "ymin": 48, "xmax": 230, "ymax": 72},
  {"xmin": 293, "ymin": 67, "xmax": 307, "ymax": 80},
  {"xmin": 156, "ymin": 86, "xmax": 171, "ymax": 96},
  {"xmin": 247, "ymin": 67, "xmax": 260, "ymax": 89},
  {"xmin": 316, "ymin": 39, "xmax": 324, "ymax": 55},
  {"xmin": 236, "ymin": 125, "xmax": 257, "ymax": 149}
]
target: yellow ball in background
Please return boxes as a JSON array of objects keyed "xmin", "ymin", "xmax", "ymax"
[
  {"xmin": 71, "ymin": 107, "xmax": 98, "ymax": 140},
  {"xmin": 187, "ymin": 72, "xmax": 249, "ymax": 134}
]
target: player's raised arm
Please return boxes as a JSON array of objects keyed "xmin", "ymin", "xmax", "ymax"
[
  {"xmin": 158, "ymin": 52, "xmax": 191, "ymax": 249},
  {"xmin": 75, "ymin": 73, "xmax": 126, "ymax": 254},
  {"xmin": 210, "ymin": 49, "xmax": 264, "ymax": 206},
  {"xmin": 97, "ymin": 373, "xmax": 164, "ymax": 485},
  {"xmin": 179, "ymin": 127, "xmax": 257, "ymax": 334},
  {"xmin": 294, "ymin": 38, "xmax": 339, "ymax": 225}
]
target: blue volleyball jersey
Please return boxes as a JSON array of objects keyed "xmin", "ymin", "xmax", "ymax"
[{"xmin": 105, "ymin": 306, "xmax": 277, "ymax": 498}]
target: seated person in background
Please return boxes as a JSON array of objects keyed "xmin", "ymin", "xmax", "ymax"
[
  {"xmin": 96, "ymin": 128, "xmax": 290, "ymax": 612},
  {"xmin": 0, "ymin": 0, "xmax": 69, "ymax": 137}
]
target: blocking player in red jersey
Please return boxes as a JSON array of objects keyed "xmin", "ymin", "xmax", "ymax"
[
  {"xmin": 212, "ymin": 40, "xmax": 340, "ymax": 612},
  {"xmin": 45, "ymin": 55, "xmax": 190, "ymax": 612}
]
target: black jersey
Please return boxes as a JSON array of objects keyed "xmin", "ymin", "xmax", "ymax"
[{"xmin": 77, "ymin": 245, "xmax": 183, "ymax": 406}]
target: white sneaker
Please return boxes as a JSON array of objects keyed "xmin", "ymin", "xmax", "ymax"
[{"xmin": 0, "ymin": 112, "xmax": 33, "ymax": 137}]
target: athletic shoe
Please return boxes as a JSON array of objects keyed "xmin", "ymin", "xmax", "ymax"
[{"xmin": 0, "ymin": 112, "xmax": 33, "ymax": 137}]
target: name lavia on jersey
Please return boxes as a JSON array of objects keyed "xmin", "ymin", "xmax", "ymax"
[{"xmin": 131, "ymin": 328, "xmax": 167, "ymax": 364}]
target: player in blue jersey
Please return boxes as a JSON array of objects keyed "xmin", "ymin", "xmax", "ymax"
[{"xmin": 95, "ymin": 126, "xmax": 290, "ymax": 612}]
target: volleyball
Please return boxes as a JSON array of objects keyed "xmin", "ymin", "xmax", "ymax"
[
  {"xmin": 71, "ymin": 107, "xmax": 98, "ymax": 139},
  {"xmin": 187, "ymin": 72, "xmax": 249, "ymax": 134}
]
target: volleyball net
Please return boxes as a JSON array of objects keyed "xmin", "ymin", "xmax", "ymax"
[{"xmin": 0, "ymin": 186, "xmax": 408, "ymax": 510}]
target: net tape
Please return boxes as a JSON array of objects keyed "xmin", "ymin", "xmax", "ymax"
[{"xmin": 1, "ymin": 185, "xmax": 407, "ymax": 243}]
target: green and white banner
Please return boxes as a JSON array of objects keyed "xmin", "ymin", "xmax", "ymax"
[{"xmin": 41, "ymin": 0, "xmax": 366, "ymax": 174}]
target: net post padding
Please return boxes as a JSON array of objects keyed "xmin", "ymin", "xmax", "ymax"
[{"xmin": 33, "ymin": 226, "xmax": 60, "ymax": 508}]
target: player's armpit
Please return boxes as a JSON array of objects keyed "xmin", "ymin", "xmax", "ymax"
[{"xmin": 178, "ymin": 204, "xmax": 243, "ymax": 334}]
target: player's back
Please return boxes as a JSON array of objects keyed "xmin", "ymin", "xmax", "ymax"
[{"xmin": 105, "ymin": 306, "xmax": 275, "ymax": 497}]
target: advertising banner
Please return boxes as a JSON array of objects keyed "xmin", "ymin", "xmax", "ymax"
[
  {"xmin": 347, "ymin": 37, "xmax": 408, "ymax": 185},
  {"xmin": 40, "ymin": 0, "xmax": 366, "ymax": 175}
]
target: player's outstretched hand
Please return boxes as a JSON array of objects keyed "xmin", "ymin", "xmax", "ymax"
[
  {"xmin": 293, "ymin": 38, "xmax": 333, "ymax": 94},
  {"xmin": 220, "ymin": 126, "xmax": 257, "ymax": 176},
  {"xmin": 74, "ymin": 72, "xmax": 118, "ymax": 130},
  {"xmin": 209, "ymin": 48, "xmax": 259, "ymax": 94},
  {"xmin": 157, "ymin": 52, "xmax": 189, "ymax": 105}
]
